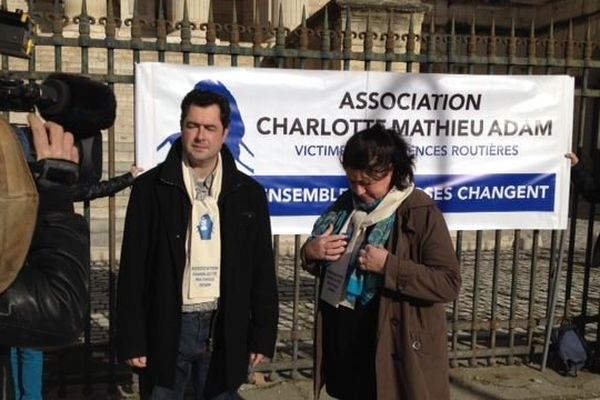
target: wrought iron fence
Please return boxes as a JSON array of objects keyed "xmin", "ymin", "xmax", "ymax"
[{"xmin": 3, "ymin": 0, "xmax": 600, "ymax": 396}]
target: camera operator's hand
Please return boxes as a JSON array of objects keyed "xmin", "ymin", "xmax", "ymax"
[{"xmin": 28, "ymin": 113, "xmax": 78, "ymax": 164}]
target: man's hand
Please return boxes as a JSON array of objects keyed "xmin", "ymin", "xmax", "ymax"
[
  {"xmin": 125, "ymin": 356, "xmax": 147, "ymax": 368},
  {"xmin": 28, "ymin": 113, "xmax": 78, "ymax": 163}
]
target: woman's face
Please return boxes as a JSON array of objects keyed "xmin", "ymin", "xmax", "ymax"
[{"xmin": 345, "ymin": 168, "xmax": 393, "ymax": 205}]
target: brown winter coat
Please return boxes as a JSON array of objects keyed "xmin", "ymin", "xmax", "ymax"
[{"xmin": 309, "ymin": 189, "xmax": 461, "ymax": 400}]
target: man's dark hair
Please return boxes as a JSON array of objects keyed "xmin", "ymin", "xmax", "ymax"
[
  {"xmin": 180, "ymin": 89, "xmax": 231, "ymax": 129},
  {"xmin": 342, "ymin": 123, "xmax": 415, "ymax": 190}
]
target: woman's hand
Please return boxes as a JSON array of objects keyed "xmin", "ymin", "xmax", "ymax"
[
  {"xmin": 358, "ymin": 245, "xmax": 388, "ymax": 274},
  {"xmin": 130, "ymin": 164, "xmax": 144, "ymax": 178},
  {"xmin": 303, "ymin": 225, "xmax": 347, "ymax": 263},
  {"xmin": 565, "ymin": 153, "xmax": 579, "ymax": 167}
]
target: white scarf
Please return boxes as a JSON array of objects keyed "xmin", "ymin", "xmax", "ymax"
[{"xmin": 181, "ymin": 154, "xmax": 222, "ymax": 305}]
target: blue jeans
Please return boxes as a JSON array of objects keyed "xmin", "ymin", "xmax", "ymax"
[
  {"xmin": 143, "ymin": 311, "xmax": 237, "ymax": 400},
  {"xmin": 0, "ymin": 347, "xmax": 15, "ymax": 400},
  {"xmin": 9, "ymin": 348, "xmax": 43, "ymax": 400}
]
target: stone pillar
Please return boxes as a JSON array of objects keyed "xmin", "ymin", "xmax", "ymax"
[
  {"xmin": 337, "ymin": 0, "xmax": 430, "ymax": 72},
  {"xmin": 272, "ymin": 0, "xmax": 308, "ymax": 29},
  {"xmin": 168, "ymin": 0, "xmax": 210, "ymax": 24},
  {"xmin": 120, "ymin": 0, "xmax": 134, "ymax": 21},
  {"xmin": 63, "ymin": 0, "xmax": 108, "ymax": 36},
  {"xmin": 167, "ymin": 0, "xmax": 210, "ymax": 39},
  {"xmin": 64, "ymin": 0, "xmax": 107, "ymax": 20}
]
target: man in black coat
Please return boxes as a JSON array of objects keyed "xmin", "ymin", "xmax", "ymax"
[{"xmin": 117, "ymin": 89, "xmax": 278, "ymax": 399}]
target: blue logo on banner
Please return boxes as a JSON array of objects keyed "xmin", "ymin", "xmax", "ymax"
[
  {"xmin": 156, "ymin": 80, "xmax": 255, "ymax": 174},
  {"xmin": 255, "ymin": 173, "xmax": 556, "ymax": 216}
]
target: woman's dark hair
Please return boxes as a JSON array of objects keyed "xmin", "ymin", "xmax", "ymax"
[{"xmin": 341, "ymin": 123, "xmax": 414, "ymax": 190}]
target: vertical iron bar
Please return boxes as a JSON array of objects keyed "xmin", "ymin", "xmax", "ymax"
[
  {"xmin": 527, "ymin": 230, "xmax": 539, "ymax": 359},
  {"xmin": 507, "ymin": 15, "xmax": 517, "ymax": 73},
  {"xmin": 487, "ymin": 16, "xmax": 496, "ymax": 70},
  {"xmin": 547, "ymin": 231, "xmax": 558, "ymax": 312},
  {"xmin": 507, "ymin": 230, "xmax": 521, "ymax": 365},
  {"xmin": 362, "ymin": 10, "xmax": 373, "ymax": 71},
  {"xmin": 542, "ymin": 231, "xmax": 566, "ymax": 371},
  {"xmin": 298, "ymin": 7, "xmax": 308, "ymax": 70},
  {"xmin": 157, "ymin": 0, "xmax": 167, "ymax": 62},
  {"xmin": 486, "ymin": 17, "xmax": 499, "ymax": 366},
  {"xmin": 466, "ymin": 13, "xmax": 476, "ymax": 70},
  {"xmin": 446, "ymin": 14, "xmax": 456, "ymax": 72},
  {"xmin": 205, "ymin": 0, "xmax": 216, "ymax": 66},
  {"xmin": 425, "ymin": 10, "xmax": 435, "ymax": 73},
  {"xmin": 320, "ymin": 7, "xmax": 331, "ymax": 70},
  {"xmin": 470, "ymin": 231, "xmax": 482, "ymax": 367},
  {"xmin": 582, "ymin": 196, "xmax": 594, "ymax": 319},
  {"xmin": 274, "ymin": 2, "xmax": 284, "ymax": 69},
  {"xmin": 466, "ymin": 14, "xmax": 479, "ymax": 366},
  {"xmin": 489, "ymin": 230, "xmax": 501, "ymax": 366},
  {"xmin": 447, "ymin": 14, "xmax": 459, "ymax": 367},
  {"xmin": 577, "ymin": 22, "xmax": 592, "ymax": 332},
  {"xmin": 251, "ymin": 2, "xmax": 264, "ymax": 68},
  {"xmin": 292, "ymin": 235, "xmax": 302, "ymax": 378},
  {"xmin": 525, "ymin": 20, "xmax": 538, "ymax": 361},
  {"xmin": 229, "ymin": 6, "xmax": 240, "ymax": 68},
  {"xmin": 505, "ymin": 16, "xmax": 518, "ymax": 366},
  {"xmin": 270, "ymin": 234, "xmax": 280, "ymax": 377},
  {"xmin": 342, "ymin": 7, "xmax": 352, "ymax": 71},
  {"xmin": 130, "ymin": 0, "xmax": 142, "ymax": 65},
  {"xmin": 404, "ymin": 12, "xmax": 416, "ymax": 72},
  {"xmin": 180, "ymin": 0, "xmax": 192, "ymax": 65},
  {"xmin": 383, "ymin": 10, "xmax": 396, "ymax": 72},
  {"xmin": 450, "ymin": 230, "xmax": 462, "ymax": 368}
]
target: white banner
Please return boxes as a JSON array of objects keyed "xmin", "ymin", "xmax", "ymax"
[{"xmin": 135, "ymin": 63, "xmax": 574, "ymax": 234}]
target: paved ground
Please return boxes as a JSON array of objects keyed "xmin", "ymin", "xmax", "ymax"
[{"xmin": 45, "ymin": 365, "xmax": 600, "ymax": 399}]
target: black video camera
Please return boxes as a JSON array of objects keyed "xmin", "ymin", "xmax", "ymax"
[
  {"xmin": 0, "ymin": 9, "xmax": 116, "ymax": 186},
  {"xmin": 0, "ymin": 8, "xmax": 33, "ymax": 59}
]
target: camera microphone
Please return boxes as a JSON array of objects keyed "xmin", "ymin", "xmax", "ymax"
[
  {"xmin": 0, "ymin": 73, "xmax": 116, "ymax": 140},
  {"xmin": 39, "ymin": 73, "xmax": 116, "ymax": 140}
]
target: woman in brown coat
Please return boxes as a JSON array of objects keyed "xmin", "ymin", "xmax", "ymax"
[{"xmin": 301, "ymin": 124, "xmax": 461, "ymax": 400}]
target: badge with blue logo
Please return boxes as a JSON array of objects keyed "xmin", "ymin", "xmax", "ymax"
[{"xmin": 197, "ymin": 214, "xmax": 213, "ymax": 240}]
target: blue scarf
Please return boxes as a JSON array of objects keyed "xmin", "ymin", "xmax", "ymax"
[{"xmin": 311, "ymin": 198, "xmax": 396, "ymax": 307}]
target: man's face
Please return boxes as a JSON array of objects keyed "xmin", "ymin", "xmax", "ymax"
[{"xmin": 181, "ymin": 104, "xmax": 228, "ymax": 169}]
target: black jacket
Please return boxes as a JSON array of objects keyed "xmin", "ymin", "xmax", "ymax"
[
  {"xmin": 116, "ymin": 141, "xmax": 278, "ymax": 397},
  {"xmin": 571, "ymin": 162, "xmax": 600, "ymax": 266},
  {"xmin": 0, "ymin": 185, "xmax": 90, "ymax": 348}
]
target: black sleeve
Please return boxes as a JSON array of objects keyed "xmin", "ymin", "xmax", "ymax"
[
  {"xmin": 116, "ymin": 179, "xmax": 151, "ymax": 362},
  {"xmin": 73, "ymin": 172, "xmax": 134, "ymax": 202},
  {"xmin": 247, "ymin": 186, "xmax": 278, "ymax": 358},
  {"xmin": 0, "ymin": 185, "xmax": 90, "ymax": 348},
  {"xmin": 571, "ymin": 162, "xmax": 600, "ymax": 203}
]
